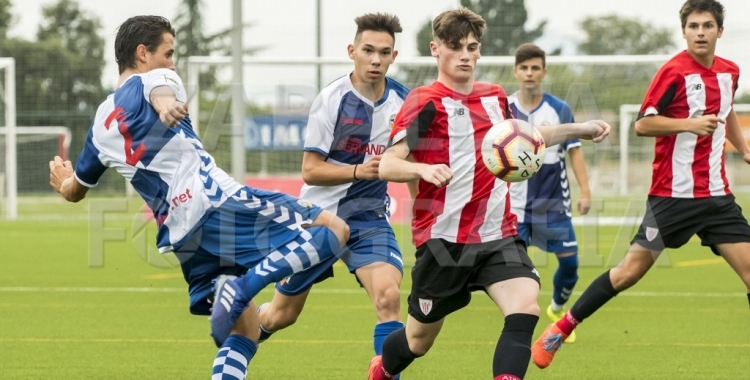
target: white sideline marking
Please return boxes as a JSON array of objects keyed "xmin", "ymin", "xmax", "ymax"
[{"xmin": 0, "ymin": 287, "xmax": 744, "ymax": 297}]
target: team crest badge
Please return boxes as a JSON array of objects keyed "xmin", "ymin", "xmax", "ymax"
[
  {"xmin": 389, "ymin": 113, "xmax": 397, "ymax": 129},
  {"xmin": 646, "ymin": 227, "xmax": 659, "ymax": 242},
  {"xmin": 419, "ymin": 298, "xmax": 433, "ymax": 315},
  {"xmin": 297, "ymin": 199, "xmax": 313, "ymax": 208}
]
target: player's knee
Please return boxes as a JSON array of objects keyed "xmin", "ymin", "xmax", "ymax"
[
  {"xmin": 406, "ymin": 333, "xmax": 436, "ymax": 356},
  {"xmin": 373, "ymin": 285, "xmax": 401, "ymax": 317}
]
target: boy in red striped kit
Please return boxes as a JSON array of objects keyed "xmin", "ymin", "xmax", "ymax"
[{"xmin": 532, "ymin": 0, "xmax": 750, "ymax": 369}]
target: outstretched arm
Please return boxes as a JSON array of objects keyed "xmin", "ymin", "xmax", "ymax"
[
  {"xmin": 49, "ymin": 156, "xmax": 89, "ymax": 202},
  {"xmin": 568, "ymin": 146, "xmax": 591, "ymax": 215},
  {"xmin": 535, "ymin": 120, "xmax": 611, "ymax": 147}
]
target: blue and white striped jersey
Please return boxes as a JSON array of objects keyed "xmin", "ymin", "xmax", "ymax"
[
  {"xmin": 74, "ymin": 69, "xmax": 242, "ymax": 253},
  {"xmin": 300, "ymin": 74, "xmax": 409, "ymax": 225},
  {"xmin": 508, "ymin": 92, "xmax": 580, "ymax": 223}
]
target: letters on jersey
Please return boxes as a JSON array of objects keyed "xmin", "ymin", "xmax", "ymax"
[{"xmin": 74, "ymin": 69, "xmax": 242, "ymax": 252}]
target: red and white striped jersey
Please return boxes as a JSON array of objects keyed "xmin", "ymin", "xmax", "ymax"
[
  {"xmin": 389, "ymin": 81, "xmax": 517, "ymax": 247},
  {"xmin": 638, "ymin": 51, "xmax": 740, "ymax": 198}
]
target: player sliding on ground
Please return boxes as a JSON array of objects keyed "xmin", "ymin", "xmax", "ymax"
[
  {"xmin": 367, "ymin": 7, "xmax": 610, "ymax": 380},
  {"xmin": 48, "ymin": 15, "xmax": 348, "ymax": 380},
  {"xmin": 532, "ymin": 0, "xmax": 750, "ymax": 369}
]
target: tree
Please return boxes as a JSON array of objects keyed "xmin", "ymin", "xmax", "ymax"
[
  {"xmin": 578, "ymin": 15, "xmax": 676, "ymax": 55},
  {"xmin": 414, "ymin": 0, "xmax": 550, "ymax": 57},
  {"xmin": 0, "ymin": 0, "xmax": 11, "ymax": 45},
  {"xmin": 34, "ymin": 0, "xmax": 105, "ymax": 112}
]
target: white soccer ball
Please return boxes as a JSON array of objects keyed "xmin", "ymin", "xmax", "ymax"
[{"xmin": 481, "ymin": 119, "xmax": 546, "ymax": 182}]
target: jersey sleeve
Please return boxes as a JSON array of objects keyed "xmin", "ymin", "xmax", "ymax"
[
  {"xmin": 637, "ymin": 64, "xmax": 678, "ymax": 120},
  {"xmin": 389, "ymin": 89, "xmax": 436, "ymax": 153},
  {"xmin": 142, "ymin": 68, "xmax": 188, "ymax": 104},
  {"xmin": 73, "ymin": 127, "xmax": 108, "ymax": 188},
  {"xmin": 303, "ymin": 91, "xmax": 337, "ymax": 157}
]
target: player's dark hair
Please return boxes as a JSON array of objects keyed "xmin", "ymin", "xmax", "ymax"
[
  {"xmin": 679, "ymin": 0, "xmax": 725, "ymax": 29},
  {"xmin": 432, "ymin": 7, "xmax": 486, "ymax": 49},
  {"xmin": 354, "ymin": 13, "xmax": 403, "ymax": 43},
  {"xmin": 115, "ymin": 16, "xmax": 175, "ymax": 74},
  {"xmin": 515, "ymin": 43, "xmax": 546, "ymax": 68}
]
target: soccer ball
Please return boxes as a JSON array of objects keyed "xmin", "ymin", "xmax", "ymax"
[{"xmin": 481, "ymin": 119, "xmax": 546, "ymax": 182}]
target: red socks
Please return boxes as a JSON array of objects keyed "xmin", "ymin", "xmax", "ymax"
[{"xmin": 555, "ymin": 311, "xmax": 579, "ymax": 336}]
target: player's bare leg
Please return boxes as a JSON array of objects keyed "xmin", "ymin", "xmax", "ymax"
[
  {"xmin": 357, "ymin": 261, "xmax": 405, "ymax": 375},
  {"xmin": 485, "ymin": 277, "xmax": 540, "ymax": 380},
  {"xmin": 257, "ymin": 289, "xmax": 312, "ymax": 341},
  {"xmin": 715, "ymin": 242, "xmax": 750, "ymax": 306},
  {"xmin": 532, "ymin": 244, "xmax": 660, "ymax": 368},
  {"xmin": 369, "ymin": 316, "xmax": 444, "ymax": 380}
]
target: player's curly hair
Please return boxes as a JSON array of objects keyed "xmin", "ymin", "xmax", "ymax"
[
  {"xmin": 354, "ymin": 13, "xmax": 403, "ymax": 42},
  {"xmin": 680, "ymin": 0, "xmax": 725, "ymax": 28},
  {"xmin": 432, "ymin": 7, "xmax": 486, "ymax": 49},
  {"xmin": 115, "ymin": 16, "xmax": 175, "ymax": 74}
]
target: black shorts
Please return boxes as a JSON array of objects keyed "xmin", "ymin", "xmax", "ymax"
[
  {"xmin": 631, "ymin": 195, "xmax": 750, "ymax": 255},
  {"xmin": 407, "ymin": 236, "xmax": 540, "ymax": 324}
]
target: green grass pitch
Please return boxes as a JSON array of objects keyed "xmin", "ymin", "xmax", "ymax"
[{"xmin": 0, "ymin": 196, "xmax": 748, "ymax": 379}]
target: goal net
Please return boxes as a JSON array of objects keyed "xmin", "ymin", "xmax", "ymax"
[{"xmin": 0, "ymin": 126, "xmax": 72, "ymax": 217}]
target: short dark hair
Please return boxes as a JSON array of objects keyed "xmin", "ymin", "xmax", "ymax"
[
  {"xmin": 115, "ymin": 16, "xmax": 175, "ymax": 74},
  {"xmin": 432, "ymin": 7, "xmax": 486, "ymax": 49},
  {"xmin": 680, "ymin": 0, "xmax": 725, "ymax": 28},
  {"xmin": 515, "ymin": 43, "xmax": 546, "ymax": 68},
  {"xmin": 354, "ymin": 13, "xmax": 403, "ymax": 42}
]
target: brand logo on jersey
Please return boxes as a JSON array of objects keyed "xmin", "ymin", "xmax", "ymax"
[
  {"xmin": 389, "ymin": 113, "xmax": 397, "ymax": 129},
  {"xmin": 531, "ymin": 268, "xmax": 540, "ymax": 278},
  {"xmin": 646, "ymin": 227, "xmax": 659, "ymax": 242},
  {"xmin": 691, "ymin": 83, "xmax": 702, "ymax": 91},
  {"xmin": 170, "ymin": 188, "xmax": 194, "ymax": 210},
  {"xmin": 419, "ymin": 298, "xmax": 433, "ymax": 315},
  {"xmin": 452, "ymin": 107, "xmax": 466, "ymax": 116},
  {"xmin": 341, "ymin": 117, "xmax": 364, "ymax": 125},
  {"xmin": 336, "ymin": 136, "xmax": 386, "ymax": 155}
]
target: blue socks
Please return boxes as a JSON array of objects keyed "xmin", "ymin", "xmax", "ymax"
[
  {"xmin": 212, "ymin": 334, "xmax": 257, "ymax": 380},
  {"xmin": 374, "ymin": 321, "xmax": 404, "ymax": 355},
  {"xmin": 376, "ymin": 321, "xmax": 405, "ymax": 379},
  {"xmin": 235, "ymin": 226, "xmax": 340, "ymax": 301},
  {"xmin": 553, "ymin": 254, "xmax": 579, "ymax": 307}
]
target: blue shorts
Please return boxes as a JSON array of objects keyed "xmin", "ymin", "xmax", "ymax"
[
  {"xmin": 516, "ymin": 218, "xmax": 578, "ymax": 254},
  {"xmin": 173, "ymin": 186, "xmax": 324, "ymax": 315},
  {"xmin": 276, "ymin": 224, "xmax": 403, "ymax": 296}
]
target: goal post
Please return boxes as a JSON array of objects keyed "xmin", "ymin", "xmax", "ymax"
[{"xmin": 0, "ymin": 57, "xmax": 16, "ymax": 220}]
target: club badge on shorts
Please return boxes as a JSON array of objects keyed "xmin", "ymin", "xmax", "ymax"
[
  {"xmin": 419, "ymin": 298, "xmax": 433, "ymax": 315},
  {"xmin": 646, "ymin": 227, "xmax": 659, "ymax": 242}
]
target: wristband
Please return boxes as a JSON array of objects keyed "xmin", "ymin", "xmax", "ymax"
[{"xmin": 353, "ymin": 164, "xmax": 359, "ymax": 181}]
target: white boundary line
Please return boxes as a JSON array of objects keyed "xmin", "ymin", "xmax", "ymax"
[{"xmin": 0, "ymin": 287, "xmax": 743, "ymax": 297}]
